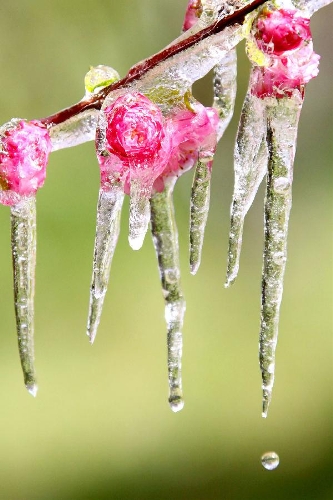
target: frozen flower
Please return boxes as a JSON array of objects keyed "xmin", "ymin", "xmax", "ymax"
[
  {"xmin": 98, "ymin": 92, "xmax": 172, "ymax": 195},
  {"xmin": 0, "ymin": 120, "xmax": 51, "ymax": 206},
  {"xmin": 154, "ymin": 101, "xmax": 219, "ymax": 191},
  {"xmin": 255, "ymin": 8, "xmax": 312, "ymax": 56},
  {"xmin": 182, "ymin": 0, "xmax": 203, "ymax": 31},
  {"xmin": 249, "ymin": 8, "xmax": 320, "ymax": 98}
]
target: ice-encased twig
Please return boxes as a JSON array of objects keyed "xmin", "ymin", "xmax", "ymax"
[
  {"xmin": 213, "ymin": 48, "xmax": 237, "ymax": 141},
  {"xmin": 50, "ymin": 109, "xmax": 100, "ymax": 152},
  {"xmin": 11, "ymin": 196, "xmax": 37, "ymax": 396},
  {"xmin": 260, "ymin": 94, "xmax": 303, "ymax": 417},
  {"xmin": 225, "ymin": 92, "xmax": 268, "ymax": 287},
  {"xmin": 293, "ymin": 0, "xmax": 333, "ymax": 16},
  {"xmin": 87, "ymin": 186, "xmax": 124, "ymax": 343},
  {"xmin": 150, "ymin": 179, "xmax": 186, "ymax": 412}
]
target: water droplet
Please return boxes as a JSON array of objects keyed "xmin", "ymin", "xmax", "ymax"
[
  {"xmin": 169, "ymin": 395, "xmax": 184, "ymax": 413},
  {"xmin": 261, "ymin": 451, "xmax": 279, "ymax": 470},
  {"xmin": 273, "ymin": 177, "xmax": 290, "ymax": 194}
]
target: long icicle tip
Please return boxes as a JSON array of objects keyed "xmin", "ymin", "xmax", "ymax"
[
  {"xmin": 225, "ymin": 92, "xmax": 268, "ymax": 288},
  {"xmin": 189, "ymin": 158, "xmax": 213, "ymax": 275},
  {"xmin": 261, "ymin": 95, "xmax": 302, "ymax": 417},
  {"xmin": 150, "ymin": 180, "xmax": 185, "ymax": 412},
  {"xmin": 11, "ymin": 197, "xmax": 38, "ymax": 396},
  {"xmin": 87, "ymin": 186, "xmax": 124, "ymax": 344}
]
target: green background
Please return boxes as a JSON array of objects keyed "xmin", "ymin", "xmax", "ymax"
[{"xmin": 0, "ymin": 2, "xmax": 332, "ymax": 499}]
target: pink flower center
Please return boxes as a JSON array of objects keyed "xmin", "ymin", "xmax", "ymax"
[
  {"xmin": 182, "ymin": 0, "xmax": 202, "ymax": 31},
  {"xmin": 251, "ymin": 8, "xmax": 319, "ymax": 99},
  {"xmin": 255, "ymin": 9, "xmax": 311, "ymax": 56},
  {"xmin": 0, "ymin": 120, "xmax": 51, "ymax": 204},
  {"xmin": 105, "ymin": 93, "xmax": 165, "ymax": 162}
]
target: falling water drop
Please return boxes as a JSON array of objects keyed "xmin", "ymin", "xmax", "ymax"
[{"xmin": 261, "ymin": 451, "xmax": 279, "ymax": 470}]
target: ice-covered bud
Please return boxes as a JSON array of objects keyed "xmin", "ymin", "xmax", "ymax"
[
  {"xmin": 98, "ymin": 92, "xmax": 172, "ymax": 195},
  {"xmin": 251, "ymin": 44, "xmax": 320, "ymax": 98},
  {"xmin": 249, "ymin": 8, "xmax": 320, "ymax": 99},
  {"xmin": 255, "ymin": 9, "xmax": 312, "ymax": 56},
  {"xmin": 154, "ymin": 101, "xmax": 219, "ymax": 191},
  {"xmin": 182, "ymin": 0, "xmax": 203, "ymax": 31},
  {"xmin": 84, "ymin": 65, "xmax": 120, "ymax": 95},
  {"xmin": 104, "ymin": 93, "xmax": 165, "ymax": 161},
  {"xmin": 0, "ymin": 119, "xmax": 51, "ymax": 206}
]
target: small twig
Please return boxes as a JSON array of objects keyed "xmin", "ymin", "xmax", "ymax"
[{"xmin": 41, "ymin": 0, "xmax": 266, "ymax": 127}]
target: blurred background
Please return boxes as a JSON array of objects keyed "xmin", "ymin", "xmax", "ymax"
[{"xmin": 0, "ymin": 1, "xmax": 332, "ymax": 499}]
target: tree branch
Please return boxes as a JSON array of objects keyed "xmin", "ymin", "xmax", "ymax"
[{"xmin": 41, "ymin": 0, "xmax": 266, "ymax": 127}]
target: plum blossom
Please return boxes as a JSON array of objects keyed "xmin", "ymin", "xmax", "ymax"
[
  {"xmin": 98, "ymin": 92, "xmax": 172, "ymax": 195},
  {"xmin": 154, "ymin": 101, "xmax": 219, "ymax": 191},
  {"xmin": 255, "ymin": 9, "xmax": 312, "ymax": 56},
  {"xmin": 182, "ymin": 0, "xmax": 203, "ymax": 31},
  {"xmin": 249, "ymin": 8, "xmax": 320, "ymax": 98},
  {"xmin": 98, "ymin": 91, "xmax": 218, "ymax": 196},
  {"xmin": 0, "ymin": 120, "xmax": 51, "ymax": 205}
]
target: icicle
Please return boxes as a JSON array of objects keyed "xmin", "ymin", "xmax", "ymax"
[
  {"xmin": 87, "ymin": 186, "xmax": 124, "ymax": 343},
  {"xmin": 260, "ymin": 94, "xmax": 303, "ymax": 417},
  {"xmin": 11, "ymin": 196, "xmax": 37, "ymax": 396},
  {"xmin": 129, "ymin": 178, "xmax": 152, "ymax": 251},
  {"xmin": 189, "ymin": 48, "xmax": 237, "ymax": 275},
  {"xmin": 225, "ymin": 93, "xmax": 268, "ymax": 287},
  {"xmin": 213, "ymin": 48, "xmax": 237, "ymax": 140},
  {"xmin": 150, "ymin": 179, "xmax": 185, "ymax": 412},
  {"xmin": 189, "ymin": 158, "xmax": 212, "ymax": 275}
]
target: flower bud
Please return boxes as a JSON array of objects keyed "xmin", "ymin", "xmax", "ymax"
[{"xmin": 0, "ymin": 119, "xmax": 51, "ymax": 205}]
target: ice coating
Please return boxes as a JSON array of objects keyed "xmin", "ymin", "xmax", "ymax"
[
  {"xmin": 0, "ymin": 119, "xmax": 51, "ymax": 205},
  {"xmin": 50, "ymin": 109, "xmax": 100, "ymax": 151},
  {"xmin": 213, "ymin": 48, "xmax": 237, "ymax": 140},
  {"xmin": 260, "ymin": 92, "xmax": 302, "ymax": 417},
  {"xmin": 87, "ymin": 186, "xmax": 124, "ymax": 343},
  {"xmin": 150, "ymin": 179, "xmax": 185, "ymax": 412},
  {"xmin": 292, "ymin": 0, "xmax": 332, "ymax": 15},
  {"xmin": 226, "ymin": 92, "xmax": 268, "ymax": 286},
  {"xmin": 190, "ymin": 159, "xmax": 213, "ymax": 275},
  {"xmin": 11, "ymin": 197, "xmax": 38, "ymax": 396}
]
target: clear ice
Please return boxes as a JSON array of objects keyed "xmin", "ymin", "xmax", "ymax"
[
  {"xmin": 150, "ymin": 179, "xmax": 185, "ymax": 412},
  {"xmin": 226, "ymin": 92, "xmax": 268, "ymax": 287},
  {"xmin": 87, "ymin": 186, "xmax": 124, "ymax": 343},
  {"xmin": 190, "ymin": 158, "xmax": 213, "ymax": 275},
  {"xmin": 128, "ymin": 179, "xmax": 152, "ymax": 251},
  {"xmin": 50, "ymin": 109, "xmax": 100, "ymax": 151},
  {"xmin": 11, "ymin": 197, "xmax": 38, "ymax": 396},
  {"xmin": 260, "ymin": 94, "xmax": 302, "ymax": 417}
]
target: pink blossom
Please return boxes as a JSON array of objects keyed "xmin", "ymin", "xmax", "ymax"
[
  {"xmin": 182, "ymin": 0, "xmax": 202, "ymax": 31},
  {"xmin": 0, "ymin": 120, "xmax": 51, "ymax": 206},
  {"xmin": 255, "ymin": 9, "xmax": 312, "ymax": 56},
  {"xmin": 251, "ymin": 8, "xmax": 320, "ymax": 99},
  {"xmin": 251, "ymin": 43, "xmax": 320, "ymax": 98},
  {"xmin": 98, "ymin": 92, "xmax": 172, "ymax": 194},
  {"xmin": 98, "ymin": 92, "xmax": 218, "ymax": 196},
  {"xmin": 154, "ymin": 102, "xmax": 219, "ymax": 191}
]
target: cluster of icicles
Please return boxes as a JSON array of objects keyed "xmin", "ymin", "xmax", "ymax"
[{"xmin": 0, "ymin": 0, "xmax": 328, "ymax": 416}]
